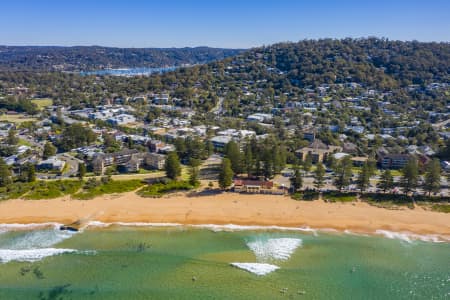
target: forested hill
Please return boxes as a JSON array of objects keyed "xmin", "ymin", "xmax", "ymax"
[
  {"xmin": 0, "ymin": 38, "xmax": 449, "ymax": 111},
  {"xmin": 0, "ymin": 46, "xmax": 244, "ymax": 71},
  {"xmin": 174, "ymin": 38, "xmax": 449, "ymax": 91}
]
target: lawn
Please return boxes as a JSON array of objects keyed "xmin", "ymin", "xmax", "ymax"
[
  {"xmin": 0, "ymin": 114, "xmax": 38, "ymax": 123},
  {"xmin": 30, "ymin": 98, "xmax": 53, "ymax": 109}
]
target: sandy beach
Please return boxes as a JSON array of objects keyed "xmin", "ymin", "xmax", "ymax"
[{"xmin": 0, "ymin": 192, "xmax": 449, "ymax": 238}]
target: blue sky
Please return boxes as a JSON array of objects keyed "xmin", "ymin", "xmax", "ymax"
[{"xmin": 1, "ymin": 0, "xmax": 449, "ymax": 48}]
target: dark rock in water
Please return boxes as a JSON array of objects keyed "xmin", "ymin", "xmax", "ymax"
[{"xmin": 59, "ymin": 225, "xmax": 79, "ymax": 232}]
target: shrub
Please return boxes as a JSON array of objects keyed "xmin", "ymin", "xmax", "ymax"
[
  {"xmin": 74, "ymin": 179, "xmax": 143, "ymax": 200},
  {"xmin": 291, "ymin": 190, "xmax": 319, "ymax": 201},
  {"xmin": 137, "ymin": 180, "xmax": 194, "ymax": 198},
  {"xmin": 323, "ymin": 191, "xmax": 357, "ymax": 202}
]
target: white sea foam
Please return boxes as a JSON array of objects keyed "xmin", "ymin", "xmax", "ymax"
[
  {"xmin": 0, "ymin": 227, "xmax": 76, "ymax": 250},
  {"xmin": 0, "ymin": 248, "xmax": 77, "ymax": 263},
  {"xmin": 86, "ymin": 221, "xmax": 183, "ymax": 228},
  {"xmin": 375, "ymin": 230, "xmax": 448, "ymax": 243},
  {"xmin": 192, "ymin": 223, "xmax": 317, "ymax": 234},
  {"xmin": 344, "ymin": 230, "xmax": 369, "ymax": 237},
  {"xmin": 0, "ymin": 222, "xmax": 61, "ymax": 232},
  {"xmin": 0, "ymin": 224, "xmax": 86, "ymax": 263},
  {"xmin": 230, "ymin": 262, "xmax": 279, "ymax": 275},
  {"xmin": 246, "ymin": 238, "xmax": 302, "ymax": 261}
]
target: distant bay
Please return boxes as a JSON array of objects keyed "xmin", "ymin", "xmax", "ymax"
[{"xmin": 79, "ymin": 66, "xmax": 178, "ymax": 76}]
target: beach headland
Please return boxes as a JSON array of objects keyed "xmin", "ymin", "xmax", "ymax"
[{"xmin": 0, "ymin": 192, "xmax": 449, "ymax": 240}]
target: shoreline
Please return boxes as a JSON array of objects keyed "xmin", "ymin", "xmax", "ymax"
[{"xmin": 0, "ymin": 192, "xmax": 449, "ymax": 241}]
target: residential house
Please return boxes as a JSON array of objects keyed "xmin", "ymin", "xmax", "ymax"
[
  {"xmin": 210, "ymin": 136, "xmax": 233, "ymax": 152},
  {"xmin": 145, "ymin": 153, "xmax": 166, "ymax": 170},
  {"xmin": 91, "ymin": 149, "xmax": 141, "ymax": 174},
  {"xmin": 233, "ymin": 179, "xmax": 284, "ymax": 194},
  {"xmin": 296, "ymin": 140, "xmax": 342, "ymax": 163},
  {"xmin": 379, "ymin": 153, "xmax": 410, "ymax": 169},
  {"xmin": 37, "ymin": 157, "xmax": 66, "ymax": 172}
]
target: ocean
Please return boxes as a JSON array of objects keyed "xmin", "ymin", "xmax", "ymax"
[{"xmin": 0, "ymin": 223, "xmax": 448, "ymax": 299}]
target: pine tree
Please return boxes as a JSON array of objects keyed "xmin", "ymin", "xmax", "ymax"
[
  {"xmin": 218, "ymin": 158, "xmax": 233, "ymax": 189},
  {"xmin": 244, "ymin": 143, "xmax": 253, "ymax": 177},
  {"xmin": 357, "ymin": 163, "xmax": 371, "ymax": 192},
  {"xmin": 78, "ymin": 163, "xmax": 87, "ymax": 180},
  {"xmin": 302, "ymin": 153, "xmax": 312, "ymax": 172},
  {"xmin": 400, "ymin": 158, "xmax": 419, "ymax": 195},
  {"xmin": 290, "ymin": 166, "xmax": 303, "ymax": 192},
  {"xmin": 333, "ymin": 156, "xmax": 352, "ymax": 191},
  {"xmin": 165, "ymin": 152, "xmax": 181, "ymax": 180},
  {"xmin": 0, "ymin": 158, "xmax": 12, "ymax": 187},
  {"xmin": 225, "ymin": 141, "xmax": 242, "ymax": 174},
  {"xmin": 27, "ymin": 164, "xmax": 36, "ymax": 182},
  {"xmin": 314, "ymin": 163, "xmax": 326, "ymax": 189},
  {"xmin": 7, "ymin": 129, "xmax": 19, "ymax": 145},
  {"xmin": 423, "ymin": 159, "xmax": 441, "ymax": 196},
  {"xmin": 378, "ymin": 169, "xmax": 394, "ymax": 193},
  {"xmin": 188, "ymin": 158, "xmax": 200, "ymax": 186}
]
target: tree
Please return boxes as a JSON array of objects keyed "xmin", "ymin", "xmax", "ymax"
[
  {"xmin": 27, "ymin": 164, "xmax": 36, "ymax": 182},
  {"xmin": 78, "ymin": 163, "xmax": 87, "ymax": 180},
  {"xmin": 165, "ymin": 152, "xmax": 181, "ymax": 180},
  {"xmin": 103, "ymin": 133, "xmax": 120, "ymax": 153},
  {"xmin": 7, "ymin": 129, "xmax": 19, "ymax": 145},
  {"xmin": 218, "ymin": 158, "xmax": 233, "ymax": 189},
  {"xmin": 43, "ymin": 142, "xmax": 57, "ymax": 159},
  {"xmin": 290, "ymin": 167, "xmax": 303, "ymax": 192},
  {"xmin": 59, "ymin": 123, "xmax": 97, "ymax": 151},
  {"xmin": 423, "ymin": 159, "xmax": 441, "ymax": 196},
  {"xmin": 357, "ymin": 162, "xmax": 372, "ymax": 192},
  {"xmin": 0, "ymin": 158, "xmax": 12, "ymax": 187},
  {"xmin": 225, "ymin": 141, "xmax": 242, "ymax": 174},
  {"xmin": 302, "ymin": 153, "xmax": 312, "ymax": 172},
  {"xmin": 314, "ymin": 163, "xmax": 326, "ymax": 189},
  {"xmin": 333, "ymin": 156, "xmax": 353, "ymax": 191},
  {"xmin": 244, "ymin": 143, "xmax": 253, "ymax": 177},
  {"xmin": 378, "ymin": 169, "xmax": 394, "ymax": 193},
  {"xmin": 400, "ymin": 158, "xmax": 419, "ymax": 195},
  {"xmin": 188, "ymin": 158, "xmax": 200, "ymax": 186}
]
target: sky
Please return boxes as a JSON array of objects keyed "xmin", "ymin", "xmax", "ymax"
[{"xmin": 0, "ymin": 0, "xmax": 449, "ymax": 48}]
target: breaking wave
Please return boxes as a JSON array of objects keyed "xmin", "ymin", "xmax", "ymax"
[
  {"xmin": 192, "ymin": 224, "xmax": 317, "ymax": 234},
  {"xmin": 86, "ymin": 221, "xmax": 183, "ymax": 228},
  {"xmin": 0, "ymin": 222, "xmax": 61, "ymax": 232},
  {"xmin": 230, "ymin": 262, "xmax": 279, "ymax": 275},
  {"xmin": 0, "ymin": 228, "xmax": 76, "ymax": 250},
  {"xmin": 246, "ymin": 237, "xmax": 302, "ymax": 261},
  {"xmin": 0, "ymin": 224, "xmax": 93, "ymax": 263},
  {"xmin": 0, "ymin": 248, "xmax": 77, "ymax": 263},
  {"xmin": 375, "ymin": 230, "xmax": 448, "ymax": 243}
]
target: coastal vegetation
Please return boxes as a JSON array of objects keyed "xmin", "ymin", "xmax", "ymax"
[
  {"xmin": 137, "ymin": 180, "xmax": 195, "ymax": 197},
  {"xmin": 24, "ymin": 180, "xmax": 82, "ymax": 200},
  {"xmin": 73, "ymin": 178, "xmax": 144, "ymax": 200},
  {"xmin": 322, "ymin": 191, "xmax": 357, "ymax": 203}
]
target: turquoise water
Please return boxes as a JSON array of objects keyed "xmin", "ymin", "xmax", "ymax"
[
  {"xmin": 0, "ymin": 224, "xmax": 448, "ymax": 299},
  {"xmin": 80, "ymin": 67, "xmax": 177, "ymax": 76}
]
